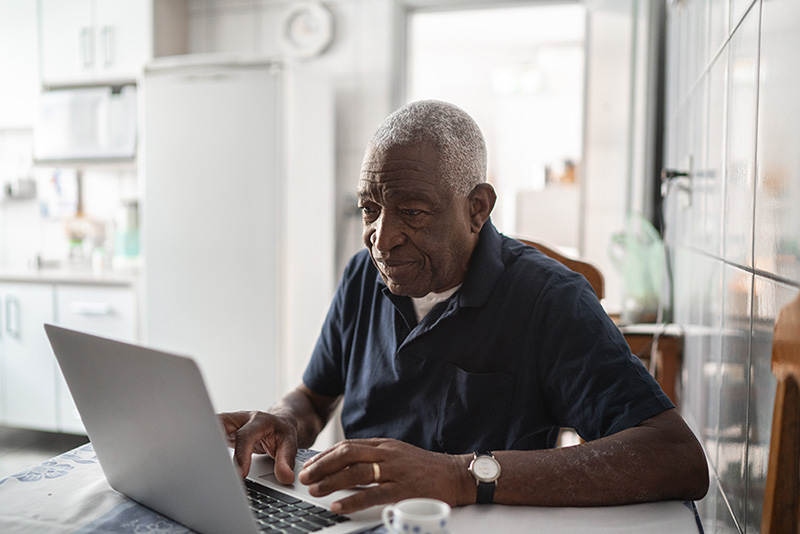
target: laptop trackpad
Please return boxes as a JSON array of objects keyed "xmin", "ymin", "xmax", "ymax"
[
  {"xmin": 247, "ymin": 451, "xmax": 384, "ymax": 523},
  {"xmin": 248, "ymin": 453, "xmax": 277, "ymax": 478}
]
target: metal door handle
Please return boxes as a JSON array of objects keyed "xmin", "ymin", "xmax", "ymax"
[
  {"xmin": 80, "ymin": 27, "xmax": 94, "ymax": 68},
  {"xmin": 661, "ymin": 168, "xmax": 692, "ymax": 200},
  {"xmin": 661, "ymin": 169, "xmax": 690, "ymax": 180},
  {"xmin": 101, "ymin": 26, "xmax": 113, "ymax": 66},
  {"xmin": 69, "ymin": 301, "xmax": 113, "ymax": 316},
  {"xmin": 6, "ymin": 296, "xmax": 20, "ymax": 339}
]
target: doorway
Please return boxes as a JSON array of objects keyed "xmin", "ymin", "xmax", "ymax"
[{"xmin": 404, "ymin": 2, "xmax": 586, "ymax": 255}]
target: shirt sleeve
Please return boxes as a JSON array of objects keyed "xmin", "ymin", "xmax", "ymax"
[
  {"xmin": 301, "ymin": 253, "xmax": 364, "ymax": 398},
  {"xmin": 532, "ymin": 272, "xmax": 674, "ymax": 440}
]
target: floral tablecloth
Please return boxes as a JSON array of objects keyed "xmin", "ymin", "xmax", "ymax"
[
  {"xmin": 0, "ymin": 443, "xmax": 194, "ymax": 533},
  {"xmin": 0, "ymin": 443, "xmax": 388, "ymax": 534}
]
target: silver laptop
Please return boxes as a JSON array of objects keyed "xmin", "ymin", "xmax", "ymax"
[{"xmin": 44, "ymin": 324, "xmax": 382, "ymax": 534}]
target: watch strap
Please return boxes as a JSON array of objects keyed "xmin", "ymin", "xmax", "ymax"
[
  {"xmin": 474, "ymin": 451, "xmax": 497, "ymax": 504},
  {"xmin": 476, "ymin": 477, "xmax": 496, "ymax": 504}
]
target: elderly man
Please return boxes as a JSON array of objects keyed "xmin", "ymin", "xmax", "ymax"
[{"xmin": 221, "ymin": 100, "xmax": 708, "ymax": 514}]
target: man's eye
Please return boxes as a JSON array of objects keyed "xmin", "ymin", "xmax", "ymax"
[
  {"xmin": 402, "ymin": 209, "xmax": 422, "ymax": 217},
  {"xmin": 360, "ymin": 206, "xmax": 378, "ymax": 218}
]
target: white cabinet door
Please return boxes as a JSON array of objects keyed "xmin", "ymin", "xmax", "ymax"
[
  {"xmin": 39, "ymin": 0, "xmax": 150, "ymax": 84},
  {"xmin": 39, "ymin": 0, "xmax": 94, "ymax": 83},
  {"xmin": 94, "ymin": 0, "xmax": 151, "ymax": 80},
  {"xmin": 55, "ymin": 284, "xmax": 137, "ymax": 433},
  {"xmin": 0, "ymin": 0, "xmax": 39, "ymax": 128},
  {"xmin": 56, "ymin": 285, "xmax": 136, "ymax": 342},
  {"xmin": 0, "ymin": 283, "xmax": 57, "ymax": 431}
]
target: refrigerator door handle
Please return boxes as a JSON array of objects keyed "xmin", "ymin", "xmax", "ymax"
[{"xmin": 6, "ymin": 295, "xmax": 20, "ymax": 339}]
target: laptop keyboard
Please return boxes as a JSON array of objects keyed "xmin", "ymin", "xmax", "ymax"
[{"xmin": 245, "ymin": 479, "xmax": 351, "ymax": 533}]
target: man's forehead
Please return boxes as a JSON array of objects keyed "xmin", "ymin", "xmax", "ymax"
[
  {"xmin": 361, "ymin": 143, "xmax": 440, "ymax": 172},
  {"xmin": 359, "ymin": 144, "xmax": 447, "ymax": 192},
  {"xmin": 357, "ymin": 176, "xmax": 442, "ymax": 202}
]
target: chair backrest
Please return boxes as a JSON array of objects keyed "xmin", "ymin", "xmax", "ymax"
[
  {"xmin": 516, "ymin": 238, "xmax": 605, "ymax": 300},
  {"xmin": 762, "ymin": 292, "xmax": 800, "ymax": 534}
]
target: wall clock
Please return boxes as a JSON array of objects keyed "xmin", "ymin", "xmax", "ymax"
[{"xmin": 279, "ymin": 1, "xmax": 335, "ymax": 60}]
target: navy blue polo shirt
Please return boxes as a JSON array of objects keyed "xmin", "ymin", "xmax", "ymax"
[{"xmin": 303, "ymin": 222, "xmax": 673, "ymax": 453}]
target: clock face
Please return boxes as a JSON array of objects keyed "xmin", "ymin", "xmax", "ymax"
[
  {"xmin": 473, "ymin": 456, "xmax": 501, "ymax": 482},
  {"xmin": 279, "ymin": 1, "xmax": 334, "ymax": 60}
]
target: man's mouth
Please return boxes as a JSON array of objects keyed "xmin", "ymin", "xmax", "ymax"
[{"xmin": 374, "ymin": 257, "xmax": 416, "ymax": 276}]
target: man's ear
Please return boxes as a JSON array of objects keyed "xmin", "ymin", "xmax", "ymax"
[{"xmin": 468, "ymin": 183, "xmax": 497, "ymax": 233}]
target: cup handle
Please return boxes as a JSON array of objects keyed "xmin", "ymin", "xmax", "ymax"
[{"xmin": 382, "ymin": 505, "xmax": 395, "ymax": 532}]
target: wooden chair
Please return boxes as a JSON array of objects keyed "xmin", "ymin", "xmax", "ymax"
[
  {"xmin": 762, "ymin": 292, "xmax": 800, "ymax": 534},
  {"xmin": 516, "ymin": 238, "xmax": 604, "ymax": 300}
]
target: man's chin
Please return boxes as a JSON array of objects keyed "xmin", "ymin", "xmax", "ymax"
[{"xmin": 381, "ymin": 277, "xmax": 428, "ymax": 298}]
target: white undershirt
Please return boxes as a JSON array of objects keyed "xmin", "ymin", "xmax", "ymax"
[{"xmin": 411, "ymin": 285, "xmax": 462, "ymax": 323}]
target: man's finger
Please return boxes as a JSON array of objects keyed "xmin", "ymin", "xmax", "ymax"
[
  {"xmin": 233, "ymin": 422, "xmax": 263, "ymax": 477},
  {"xmin": 273, "ymin": 439, "xmax": 297, "ymax": 484},
  {"xmin": 219, "ymin": 413, "xmax": 244, "ymax": 442},
  {"xmin": 300, "ymin": 441, "xmax": 379, "ymax": 484},
  {"xmin": 307, "ymin": 461, "xmax": 378, "ymax": 497},
  {"xmin": 331, "ymin": 482, "xmax": 396, "ymax": 514}
]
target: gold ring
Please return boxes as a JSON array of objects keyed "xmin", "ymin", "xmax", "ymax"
[{"xmin": 372, "ymin": 462, "xmax": 381, "ymax": 484}]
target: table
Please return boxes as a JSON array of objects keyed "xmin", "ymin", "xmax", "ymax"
[
  {"xmin": 0, "ymin": 443, "xmax": 703, "ymax": 533},
  {"xmin": 617, "ymin": 323, "xmax": 684, "ymax": 406}
]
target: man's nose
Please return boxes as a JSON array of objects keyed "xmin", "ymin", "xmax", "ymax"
[{"xmin": 370, "ymin": 213, "xmax": 404, "ymax": 252}]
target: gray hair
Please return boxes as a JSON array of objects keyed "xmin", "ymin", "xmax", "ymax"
[{"xmin": 366, "ymin": 100, "xmax": 487, "ymax": 197}]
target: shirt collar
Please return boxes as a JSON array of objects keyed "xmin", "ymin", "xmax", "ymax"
[
  {"xmin": 457, "ymin": 219, "xmax": 504, "ymax": 308},
  {"xmin": 373, "ymin": 218, "xmax": 504, "ymax": 310}
]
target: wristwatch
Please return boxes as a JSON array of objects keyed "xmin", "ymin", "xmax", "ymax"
[{"xmin": 468, "ymin": 451, "xmax": 501, "ymax": 504}]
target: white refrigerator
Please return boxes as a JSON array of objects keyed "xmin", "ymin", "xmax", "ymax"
[{"xmin": 142, "ymin": 55, "xmax": 334, "ymax": 412}]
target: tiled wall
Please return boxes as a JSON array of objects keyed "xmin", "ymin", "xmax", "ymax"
[{"xmin": 664, "ymin": 1, "xmax": 800, "ymax": 532}]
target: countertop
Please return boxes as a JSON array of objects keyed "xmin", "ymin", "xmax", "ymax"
[{"xmin": 0, "ymin": 268, "xmax": 138, "ymax": 287}]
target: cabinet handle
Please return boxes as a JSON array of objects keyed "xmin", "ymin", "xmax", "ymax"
[
  {"xmin": 101, "ymin": 26, "xmax": 113, "ymax": 66},
  {"xmin": 80, "ymin": 27, "xmax": 94, "ymax": 68},
  {"xmin": 6, "ymin": 296, "xmax": 20, "ymax": 339},
  {"xmin": 70, "ymin": 301, "xmax": 113, "ymax": 316}
]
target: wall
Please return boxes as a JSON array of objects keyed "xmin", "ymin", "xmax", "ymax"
[{"xmin": 664, "ymin": 1, "xmax": 800, "ymax": 532}]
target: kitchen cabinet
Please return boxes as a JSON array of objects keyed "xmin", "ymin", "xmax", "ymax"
[
  {"xmin": 39, "ymin": 0, "xmax": 151, "ymax": 85},
  {"xmin": 0, "ymin": 280, "xmax": 137, "ymax": 434},
  {"xmin": 0, "ymin": 0, "xmax": 39, "ymax": 128},
  {"xmin": 0, "ymin": 283, "xmax": 57, "ymax": 431},
  {"xmin": 54, "ymin": 284, "xmax": 137, "ymax": 433}
]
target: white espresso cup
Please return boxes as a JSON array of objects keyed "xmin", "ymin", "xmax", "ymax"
[{"xmin": 382, "ymin": 498, "xmax": 451, "ymax": 534}]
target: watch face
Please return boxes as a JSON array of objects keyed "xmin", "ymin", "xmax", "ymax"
[{"xmin": 472, "ymin": 456, "xmax": 501, "ymax": 482}]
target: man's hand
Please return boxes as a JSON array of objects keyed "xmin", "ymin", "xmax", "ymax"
[
  {"xmin": 219, "ymin": 410, "xmax": 299, "ymax": 484},
  {"xmin": 298, "ymin": 438, "xmax": 471, "ymax": 514}
]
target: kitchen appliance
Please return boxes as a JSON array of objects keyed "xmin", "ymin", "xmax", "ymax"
[
  {"xmin": 143, "ymin": 55, "xmax": 334, "ymax": 412},
  {"xmin": 33, "ymin": 84, "xmax": 137, "ymax": 163}
]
